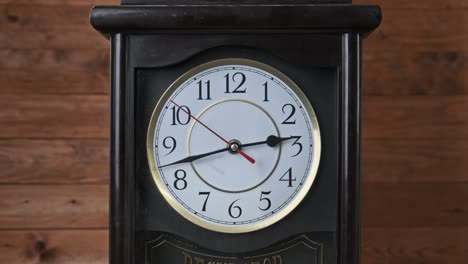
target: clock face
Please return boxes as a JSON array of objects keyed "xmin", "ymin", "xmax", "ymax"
[{"xmin": 147, "ymin": 59, "xmax": 321, "ymax": 233}]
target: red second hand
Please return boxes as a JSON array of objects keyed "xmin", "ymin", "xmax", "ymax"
[{"xmin": 170, "ymin": 100, "xmax": 255, "ymax": 164}]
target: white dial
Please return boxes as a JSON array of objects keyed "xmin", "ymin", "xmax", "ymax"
[{"xmin": 147, "ymin": 59, "xmax": 321, "ymax": 233}]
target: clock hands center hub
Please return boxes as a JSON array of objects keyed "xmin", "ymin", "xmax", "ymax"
[{"xmin": 228, "ymin": 139, "xmax": 242, "ymax": 154}]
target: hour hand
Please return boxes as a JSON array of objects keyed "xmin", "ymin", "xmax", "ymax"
[
  {"xmin": 159, "ymin": 147, "xmax": 229, "ymax": 169},
  {"xmin": 242, "ymin": 135, "xmax": 296, "ymax": 148}
]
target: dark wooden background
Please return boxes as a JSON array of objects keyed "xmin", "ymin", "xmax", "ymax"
[{"xmin": 0, "ymin": 0, "xmax": 467, "ymax": 263}]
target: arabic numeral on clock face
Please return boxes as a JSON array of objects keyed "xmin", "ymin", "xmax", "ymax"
[
  {"xmin": 258, "ymin": 191, "xmax": 272, "ymax": 211},
  {"xmin": 162, "ymin": 136, "xmax": 176, "ymax": 156},
  {"xmin": 281, "ymin": 104, "xmax": 297, "ymax": 124},
  {"xmin": 224, "ymin": 72, "xmax": 247, "ymax": 93},
  {"xmin": 279, "ymin": 168, "xmax": 296, "ymax": 187},
  {"xmin": 228, "ymin": 199, "xmax": 242, "ymax": 219},
  {"xmin": 197, "ymin": 79, "xmax": 211, "ymax": 100},
  {"xmin": 263, "ymin": 81, "xmax": 269, "ymax": 102},
  {"xmin": 170, "ymin": 105, "xmax": 191, "ymax": 126},
  {"xmin": 174, "ymin": 169, "xmax": 187, "ymax": 190},
  {"xmin": 291, "ymin": 136, "xmax": 303, "ymax": 157},
  {"xmin": 198, "ymin": 192, "xmax": 210, "ymax": 212}
]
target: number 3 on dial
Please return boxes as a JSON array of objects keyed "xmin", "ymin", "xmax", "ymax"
[{"xmin": 147, "ymin": 59, "xmax": 321, "ymax": 233}]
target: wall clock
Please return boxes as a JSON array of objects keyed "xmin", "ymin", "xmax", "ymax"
[{"xmin": 90, "ymin": 1, "xmax": 381, "ymax": 264}]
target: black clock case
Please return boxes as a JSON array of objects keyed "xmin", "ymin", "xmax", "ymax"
[{"xmin": 91, "ymin": 2, "xmax": 381, "ymax": 264}]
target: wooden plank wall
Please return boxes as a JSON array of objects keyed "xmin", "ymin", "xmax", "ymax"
[{"xmin": 0, "ymin": 0, "xmax": 467, "ymax": 263}]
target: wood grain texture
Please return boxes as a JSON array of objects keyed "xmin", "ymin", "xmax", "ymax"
[
  {"xmin": 362, "ymin": 182, "xmax": 468, "ymax": 228},
  {"xmin": 0, "ymin": 139, "xmax": 108, "ymax": 184},
  {"xmin": 0, "ymin": 69, "xmax": 109, "ymax": 94},
  {"xmin": 363, "ymin": 51, "xmax": 468, "ymax": 95},
  {"xmin": 363, "ymin": 96, "xmax": 468, "ymax": 139},
  {"xmin": 0, "ymin": 29, "xmax": 109, "ymax": 49},
  {"xmin": 0, "ymin": 95, "xmax": 109, "ymax": 139},
  {"xmin": 362, "ymin": 228, "xmax": 468, "ymax": 264},
  {"xmin": 0, "ymin": 185, "xmax": 108, "ymax": 229},
  {"xmin": 363, "ymin": 139, "xmax": 468, "ymax": 183},
  {"xmin": 0, "ymin": 5, "xmax": 96, "ymax": 30},
  {"xmin": 0, "ymin": 230, "xmax": 108, "ymax": 264},
  {"xmin": 0, "ymin": 49, "xmax": 109, "ymax": 73},
  {"xmin": 0, "ymin": 49, "xmax": 109, "ymax": 94},
  {"xmin": 361, "ymin": 1, "xmax": 468, "ymax": 95}
]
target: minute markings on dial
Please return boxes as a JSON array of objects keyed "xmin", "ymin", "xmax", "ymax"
[{"xmin": 159, "ymin": 135, "xmax": 296, "ymax": 169}]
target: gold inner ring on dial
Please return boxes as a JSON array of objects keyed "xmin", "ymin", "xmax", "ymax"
[{"xmin": 187, "ymin": 99, "xmax": 281, "ymax": 193}]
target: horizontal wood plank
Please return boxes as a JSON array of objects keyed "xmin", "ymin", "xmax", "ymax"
[
  {"xmin": 0, "ymin": 5, "xmax": 93, "ymax": 30},
  {"xmin": 0, "ymin": 230, "xmax": 108, "ymax": 264},
  {"xmin": 371, "ymin": 8, "xmax": 468, "ymax": 41},
  {"xmin": 363, "ymin": 50, "xmax": 468, "ymax": 95},
  {"xmin": 0, "ymin": 49, "xmax": 108, "ymax": 73},
  {"xmin": 0, "ymin": 69, "xmax": 109, "ymax": 94},
  {"xmin": 362, "ymin": 182, "xmax": 468, "ymax": 228},
  {"xmin": 0, "ymin": 49, "xmax": 109, "ymax": 94},
  {"xmin": 362, "ymin": 228, "xmax": 468, "ymax": 264},
  {"xmin": 0, "ymin": 139, "xmax": 108, "ymax": 184},
  {"xmin": 363, "ymin": 139, "xmax": 468, "ymax": 183},
  {"xmin": 0, "ymin": 185, "xmax": 108, "ymax": 229},
  {"xmin": 0, "ymin": 29, "xmax": 109, "ymax": 49},
  {"xmin": 363, "ymin": 96, "xmax": 468, "ymax": 139},
  {"xmin": 0, "ymin": 95, "xmax": 109, "ymax": 139}
]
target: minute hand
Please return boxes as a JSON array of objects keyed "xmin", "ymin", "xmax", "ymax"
[
  {"xmin": 159, "ymin": 147, "xmax": 229, "ymax": 169},
  {"xmin": 159, "ymin": 135, "xmax": 295, "ymax": 169}
]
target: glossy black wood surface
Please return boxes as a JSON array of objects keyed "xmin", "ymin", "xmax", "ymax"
[{"xmin": 91, "ymin": 5, "xmax": 381, "ymax": 35}]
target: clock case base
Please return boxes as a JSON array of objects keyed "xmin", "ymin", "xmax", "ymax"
[{"xmin": 90, "ymin": 3, "xmax": 381, "ymax": 264}]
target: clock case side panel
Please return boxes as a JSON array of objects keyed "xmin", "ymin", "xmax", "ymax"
[
  {"xmin": 338, "ymin": 34, "xmax": 362, "ymax": 264},
  {"xmin": 110, "ymin": 33, "xmax": 134, "ymax": 264}
]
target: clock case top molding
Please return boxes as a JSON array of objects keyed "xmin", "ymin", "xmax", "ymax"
[{"xmin": 90, "ymin": 1, "xmax": 381, "ymax": 264}]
